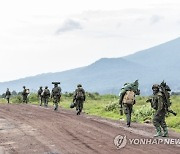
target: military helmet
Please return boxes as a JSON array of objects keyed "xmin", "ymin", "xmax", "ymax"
[
  {"xmin": 152, "ymin": 84, "xmax": 159, "ymax": 90},
  {"xmin": 77, "ymin": 84, "xmax": 82, "ymax": 87},
  {"xmin": 23, "ymin": 86, "xmax": 26, "ymax": 88},
  {"xmin": 40, "ymin": 86, "xmax": 42, "ymax": 88},
  {"xmin": 45, "ymin": 86, "xmax": 48, "ymax": 89}
]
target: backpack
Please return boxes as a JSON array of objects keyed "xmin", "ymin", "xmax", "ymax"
[
  {"xmin": 123, "ymin": 90, "xmax": 135, "ymax": 104},
  {"xmin": 76, "ymin": 89, "xmax": 84, "ymax": 100},
  {"xmin": 42, "ymin": 89, "xmax": 50, "ymax": 97},
  {"xmin": 52, "ymin": 87, "xmax": 61, "ymax": 96},
  {"xmin": 159, "ymin": 81, "xmax": 171, "ymax": 108}
]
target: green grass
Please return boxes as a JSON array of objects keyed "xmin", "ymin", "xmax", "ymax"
[{"xmin": 0, "ymin": 93, "xmax": 180, "ymax": 132}]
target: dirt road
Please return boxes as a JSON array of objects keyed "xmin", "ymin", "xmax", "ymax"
[{"xmin": 0, "ymin": 104, "xmax": 179, "ymax": 154}]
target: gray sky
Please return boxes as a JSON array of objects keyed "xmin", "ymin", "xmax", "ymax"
[{"xmin": 0, "ymin": 0, "xmax": 180, "ymax": 82}]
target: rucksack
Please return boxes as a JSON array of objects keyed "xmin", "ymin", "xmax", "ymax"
[
  {"xmin": 76, "ymin": 89, "xmax": 84, "ymax": 100},
  {"xmin": 52, "ymin": 87, "xmax": 61, "ymax": 96},
  {"xmin": 159, "ymin": 81, "xmax": 171, "ymax": 108},
  {"xmin": 123, "ymin": 90, "xmax": 135, "ymax": 104}
]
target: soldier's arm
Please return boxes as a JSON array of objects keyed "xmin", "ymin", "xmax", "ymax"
[
  {"xmin": 83, "ymin": 89, "xmax": 86, "ymax": 101},
  {"xmin": 119, "ymin": 91, "xmax": 126, "ymax": 105}
]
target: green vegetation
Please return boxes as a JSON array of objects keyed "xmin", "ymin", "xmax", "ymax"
[{"xmin": 0, "ymin": 93, "xmax": 180, "ymax": 132}]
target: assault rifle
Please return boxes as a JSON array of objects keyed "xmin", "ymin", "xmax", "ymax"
[{"xmin": 146, "ymin": 98, "xmax": 176, "ymax": 116}]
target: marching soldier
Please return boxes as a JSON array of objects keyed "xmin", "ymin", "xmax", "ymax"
[
  {"xmin": 42, "ymin": 86, "xmax": 50, "ymax": 107},
  {"xmin": 37, "ymin": 86, "xmax": 43, "ymax": 106},
  {"xmin": 73, "ymin": 84, "xmax": 86, "ymax": 115},
  {"xmin": 151, "ymin": 84, "xmax": 168, "ymax": 137},
  {"xmin": 51, "ymin": 82, "xmax": 61, "ymax": 111},
  {"xmin": 22, "ymin": 86, "xmax": 29, "ymax": 103},
  {"xmin": 119, "ymin": 80, "xmax": 140, "ymax": 127},
  {"xmin": 5, "ymin": 88, "xmax": 11, "ymax": 103}
]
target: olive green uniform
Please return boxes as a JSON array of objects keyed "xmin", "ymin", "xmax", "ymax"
[
  {"xmin": 119, "ymin": 90, "xmax": 135, "ymax": 127},
  {"xmin": 22, "ymin": 87, "xmax": 28, "ymax": 103},
  {"xmin": 73, "ymin": 87, "xmax": 85, "ymax": 115},
  {"xmin": 42, "ymin": 88, "xmax": 50, "ymax": 107},
  {"xmin": 5, "ymin": 89, "xmax": 11, "ymax": 103},
  {"xmin": 38, "ymin": 87, "xmax": 43, "ymax": 106},
  {"xmin": 51, "ymin": 86, "xmax": 61, "ymax": 111},
  {"xmin": 152, "ymin": 92, "xmax": 168, "ymax": 137}
]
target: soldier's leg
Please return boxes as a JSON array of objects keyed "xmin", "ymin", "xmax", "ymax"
[
  {"xmin": 45, "ymin": 98, "xmax": 48, "ymax": 107},
  {"xmin": 153, "ymin": 114, "xmax": 162, "ymax": 137},
  {"xmin": 160, "ymin": 115, "xmax": 168, "ymax": 137},
  {"xmin": 129, "ymin": 104, "xmax": 133, "ymax": 126},
  {"xmin": 7, "ymin": 98, "xmax": 9, "ymax": 103},
  {"xmin": 23, "ymin": 96, "xmax": 25, "ymax": 103},
  {"xmin": 123, "ymin": 104, "xmax": 131, "ymax": 127},
  {"xmin": 76, "ymin": 100, "xmax": 81, "ymax": 115},
  {"xmin": 78, "ymin": 101, "xmax": 84, "ymax": 114},
  {"xmin": 44, "ymin": 98, "xmax": 46, "ymax": 106},
  {"xmin": 46, "ymin": 98, "xmax": 49, "ymax": 107},
  {"xmin": 25, "ymin": 96, "xmax": 28, "ymax": 104},
  {"xmin": 39, "ymin": 97, "xmax": 42, "ymax": 106},
  {"xmin": 54, "ymin": 100, "xmax": 58, "ymax": 111}
]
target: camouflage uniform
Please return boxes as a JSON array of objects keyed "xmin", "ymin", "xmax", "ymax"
[
  {"xmin": 42, "ymin": 86, "xmax": 50, "ymax": 107},
  {"xmin": 22, "ymin": 86, "xmax": 28, "ymax": 103},
  {"xmin": 119, "ymin": 80, "xmax": 140, "ymax": 127},
  {"xmin": 51, "ymin": 84, "xmax": 61, "ymax": 111},
  {"xmin": 37, "ymin": 87, "xmax": 43, "ymax": 106},
  {"xmin": 151, "ymin": 84, "xmax": 168, "ymax": 137},
  {"xmin": 5, "ymin": 88, "xmax": 11, "ymax": 103},
  {"xmin": 73, "ymin": 84, "xmax": 86, "ymax": 115}
]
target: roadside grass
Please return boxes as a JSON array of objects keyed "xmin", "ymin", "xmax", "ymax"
[{"xmin": 0, "ymin": 93, "xmax": 179, "ymax": 132}]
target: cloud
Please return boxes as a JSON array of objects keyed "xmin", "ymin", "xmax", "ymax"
[
  {"xmin": 56, "ymin": 19, "xmax": 83, "ymax": 34},
  {"xmin": 150, "ymin": 15, "xmax": 164, "ymax": 24}
]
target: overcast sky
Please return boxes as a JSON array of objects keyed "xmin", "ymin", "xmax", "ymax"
[{"xmin": 0, "ymin": 0, "xmax": 180, "ymax": 82}]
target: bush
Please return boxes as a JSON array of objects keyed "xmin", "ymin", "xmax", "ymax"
[
  {"xmin": 105, "ymin": 101, "xmax": 119, "ymax": 112},
  {"xmin": 132, "ymin": 104, "xmax": 154, "ymax": 122},
  {"xmin": 29, "ymin": 93, "xmax": 38, "ymax": 103},
  {"xmin": 11, "ymin": 95, "xmax": 23, "ymax": 103}
]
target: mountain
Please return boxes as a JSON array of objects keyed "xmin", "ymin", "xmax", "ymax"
[{"xmin": 0, "ymin": 37, "xmax": 180, "ymax": 95}]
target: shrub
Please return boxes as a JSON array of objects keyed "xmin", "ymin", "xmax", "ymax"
[
  {"xmin": 11, "ymin": 95, "xmax": 23, "ymax": 103},
  {"xmin": 105, "ymin": 101, "xmax": 119, "ymax": 112}
]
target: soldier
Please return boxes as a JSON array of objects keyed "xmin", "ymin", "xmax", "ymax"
[
  {"xmin": 42, "ymin": 86, "xmax": 50, "ymax": 107},
  {"xmin": 22, "ymin": 86, "xmax": 29, "ymax": 103},
  {"xmin": 119, "ymin": 80, "xmax": 140, "ymax": 127},
  {"xmin": 151, "ymin": 84, "xmax": 168, "ymax": 137},
  {"xmin": 37, "ymin": 86, "xmax": 43, "ymax": 106},
  {"xmin": 51, "ymin": 82, "xmax": 61, "ymax": 111},
  {"xmin": 5, "ymin": 88, "xmax": 11, "ymax": 103},
  {"xmin": 73, "ymin": 84, "xmax": 86, "ymax": 115}
]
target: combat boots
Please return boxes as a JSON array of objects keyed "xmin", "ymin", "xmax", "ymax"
[
  {"xmin": 162, "ymin": 127, "xmax": 169, "ymax": 137},
  {"xmin": 154, "ymin": 126, "xmax": 162, "ymax": 137}
]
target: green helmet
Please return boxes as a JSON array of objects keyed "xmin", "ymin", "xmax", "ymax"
[{"xmin": 77, "ymin": 84, "xmax": 82, "ymax": 87}]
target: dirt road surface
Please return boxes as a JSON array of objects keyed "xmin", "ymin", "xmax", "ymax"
[{"xmin": 0, "ymin": 104, "xmax": 179, "ymax": 154}]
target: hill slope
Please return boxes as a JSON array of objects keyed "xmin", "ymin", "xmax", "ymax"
[{"xmin": 0, "ymin": 37, "xmax": 180, "ymax": 95}]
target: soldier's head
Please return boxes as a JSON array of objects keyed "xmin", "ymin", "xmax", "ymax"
[
  {"xmin": 152, "ymin": 84, "xmax": 159, "ymax": 94},
  {"xmin": 7, "ymin": 88, "xmax": 9, "ymax": 91},
  {"xmin": 77, "ymin": 84, "xmax": 82, "ymax": 88},
  {"xmin": 40, "ymin": 86, "xmax": 42, "ymax": 89},
  {"xmin": 23, "ymin": 86, "xmax": 26, "ymax": 89},
  {"xmin": 45, "ymin": 86, "xmax": 48, "ymax": 89}
]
